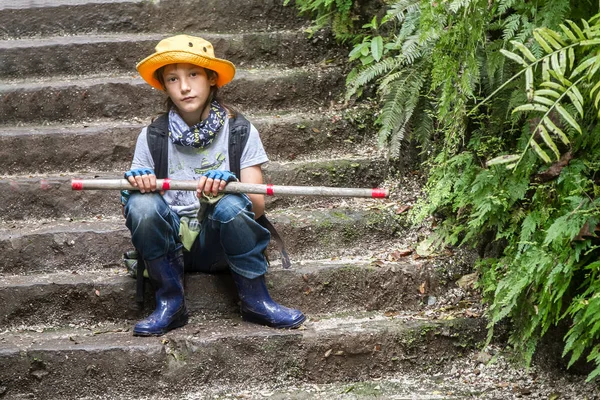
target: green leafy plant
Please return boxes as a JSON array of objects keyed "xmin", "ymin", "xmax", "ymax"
[
  {"xmin": 291, "ymin": 0, "xmax": 600, "ymax": 381},
  {"xmin": 283, "ymin": 0, "xmax": 356, "ymax": 40},
  {"xmin": 488, "ymin": 17, "xmax": 600, "ymax": 168}
]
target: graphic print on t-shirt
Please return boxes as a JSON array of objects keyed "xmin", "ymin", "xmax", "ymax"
[{"xmin": 194, "ymin": 152, "xmax": 226, "ymax": 175}]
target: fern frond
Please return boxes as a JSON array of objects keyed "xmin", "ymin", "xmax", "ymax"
[
  {"xmin": 386, "ymin": 0, "xmax": 420, "ymax": 23},
  {"xmin": 503, "ymin": 14, "xmax": 521, "ymax": 41},
  {"xmin": 498, "ymin": 0, "xmax": 516, "ymax": 15},
  {"xmin": 346, "ymin": 57, "xmax": 404, "ymax": 99}
]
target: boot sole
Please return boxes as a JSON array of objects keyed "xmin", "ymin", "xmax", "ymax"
[
  {"xmin": 132, "ymin": 313, "xmax": 189, "ymax": 337},
  {"xmin": 241, "ymin": 313, "xmax": 306, "ymax": 329}
]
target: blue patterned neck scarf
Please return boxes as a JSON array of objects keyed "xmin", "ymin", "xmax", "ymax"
[{"xmin": 168, "ymin": 101, "xmax": 226, "ymax": 148}]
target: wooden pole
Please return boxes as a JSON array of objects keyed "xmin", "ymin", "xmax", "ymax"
[{"xmin": 71, "ymin": 178, "xmax": 389, "ymax": 198}]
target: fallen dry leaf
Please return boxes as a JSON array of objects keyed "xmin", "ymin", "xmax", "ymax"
[
  {"xmin": 456, "ymin": 272, "xmax": 479, "ymax": 289},
  {"xmin": 396, "ymin": 205, "xmax": 412, "ymax": 214}
]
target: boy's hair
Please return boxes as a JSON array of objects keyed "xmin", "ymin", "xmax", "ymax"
[{"xmin": 153, "ymin": 65, "xmax": 236, "ymax": 118}]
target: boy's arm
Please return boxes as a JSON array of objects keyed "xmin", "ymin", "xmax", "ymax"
[{"xmin": 240, "ymin": 165, "xmax": 265, "ymax": 219}]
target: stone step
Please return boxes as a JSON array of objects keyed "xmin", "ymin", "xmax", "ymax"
[
  {"xmin": 0, "ymin": 31, "xmax": 341, "ymax": 79},
  {"xmin": 0, "ymin": 205, "xmax": 404, "ymax": 275},
  {"xmin": 0, "ymin": 0, "xmax": 302, "ymax": 39},
  {"xmin": 0, "ymin": 312, "xmax": 485, "ymax": 399},
  {"xmin": 0, "ymin": 158, "xmax": 388, "ymax": 219},
  {"xmin": 0, "ymin": 112, "xmax": 366, "ymax": 175},
  {"xmin": 0, "ymin": 67, "xmax": 344, "ymax": 124},
  {"xmin": 0, "ymin": 258, "xmax": 439, "ymax": 327},
  {"xmin": 41, "ymin": 349, "xmax": 599, "ymax": 400}
]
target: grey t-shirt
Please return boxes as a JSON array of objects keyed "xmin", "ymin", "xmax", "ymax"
[{"xmin": 131, "ymin": 117, "xmax": 269, "ymax": 216}]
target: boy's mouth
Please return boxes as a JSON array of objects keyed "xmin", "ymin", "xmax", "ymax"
[{"xmin": 182, "ymin": 96, "xmax": 196, "ymax": 102}]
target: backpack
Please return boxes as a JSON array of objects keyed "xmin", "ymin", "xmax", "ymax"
[{"xmin": 132, "ymin": 113, "xmax": 290, "ymax": 304}]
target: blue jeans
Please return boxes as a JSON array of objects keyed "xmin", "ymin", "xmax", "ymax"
[{"xmin": 124, "ymin": 192, "xmax": 270, "ymax": 279}]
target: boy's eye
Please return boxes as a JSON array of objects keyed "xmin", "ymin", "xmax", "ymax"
[
  {"xmin": 168, "ymin": 77, "xmax": 177, "ymax": 82},
  {"xmin": 190, "ymin": 72, "xmax": 198, "ymax": 77}
]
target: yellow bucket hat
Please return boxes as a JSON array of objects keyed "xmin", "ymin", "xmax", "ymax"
[{"xmin": 136, "ymin": 35, "xmax": 236, "ymax": 90}]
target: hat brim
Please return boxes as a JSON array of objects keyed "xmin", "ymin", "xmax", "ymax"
[{"xmin": 136, "ymin": 50, "xmax": 236, "ymax": 90}]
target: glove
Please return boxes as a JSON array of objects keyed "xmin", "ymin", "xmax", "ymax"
[
  {"xmin": 202, "ymin": 170, "xmax": 238, "ymax": 182},
  {"xmin": 124, "ymin": 168, "xmax": 155, "ymax": 179}
]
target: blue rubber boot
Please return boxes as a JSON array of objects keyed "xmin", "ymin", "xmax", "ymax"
[
  {"xmin": 231, "ymin": 272, "xmax": 305, "ymax": 329},
  {"xmin": 133, "ymin": 249, "xmax": 188, "ymax": 336}
]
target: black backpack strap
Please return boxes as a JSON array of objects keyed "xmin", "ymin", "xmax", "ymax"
[
  {"xmin": 228, "ymin": 113, "xmax": 250, "ymax": 179},
  {"xmin": 228, "ymin": 113, "xmax": 292, "ymax": 269},
  {"xmin": 257, "ymin": 215, "xmax": 291, "ymax": 269},
  {"xmin": 146, "ymin": 113, "xmax": 170, "ymax": 179}
]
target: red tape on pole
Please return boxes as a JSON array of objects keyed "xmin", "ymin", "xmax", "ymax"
[
  {"xmin": 72, "ymin": 179, "xmax": 83, "ymax": 190},
  {"xmin": 162, "ymin": 179, "xmax": 171, "ymax": 191},
  {"xmin": 266, "ymin": 184, "xmax": 274, "ymax": 196},
  {"xmin": 371, "ymin": 188, "xmax": 387, "ymax": 198}
]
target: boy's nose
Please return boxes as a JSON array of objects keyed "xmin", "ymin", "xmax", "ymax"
[{"xmin": 180, "ymin": 77, "xmax": 191, "ymax": 92}]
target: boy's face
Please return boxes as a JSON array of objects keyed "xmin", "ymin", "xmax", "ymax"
[{"xmin": 162, "ymin": 63, "xmax": 216, "ymax": 124}]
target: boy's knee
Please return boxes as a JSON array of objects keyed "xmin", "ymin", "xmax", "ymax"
[
  {"xmin": 125, "ymin": 192, "xmax": 166, "ymax": 221},
  {"xmin": 210, "ymin": 194, "xmax": 252, "ymax": 223}
]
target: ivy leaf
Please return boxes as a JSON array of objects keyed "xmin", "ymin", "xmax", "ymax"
[
  {"xmin": 530, "ymin": 139, "xmax": 552, "ymax": 163},
  {"xmin": 501, "ymin": 49, "xmax": 529, "ymax": 67},
  {"xmin": 565, "ymin": 20, "xmax": 586, "ymax": 40},
  {"xmin": 533, "ymin": 30, "xmax": 554, "ymax": 53},
  {"xmin": 560, "ymin": 23, "xmax": 579, "ymax": 42},
  {"xmin": 570, "ymin": 55, "xmax": 598, "ymax": 80},
  {"xmin": 513, "ymin": 104, "xmax": 549, "ymax": 113},
  {"xmin": 543, "ymin": 116, "xmax": 570, "ymax": 145},
  {"xmin": 542, "ymin": 58, "xmax": 551, "ymax": 81},
  {"xmin": 526, "ymin": 67, "xmax": 535, "ymax": 101},
  {"xmin": 371, "ymin": 36, "xmax": 384, "ymax": 62},
  {"xmin": 555, "ymin": 103, "xmax": 582, "ymax": 134},
  {"xmin": 535, "ymin": 89, "xmax": 560, "ymax": 98},
  {"xmin": 581, "ymin": 39, "xmax": 600, "ymax": 46},
  {"xmin": 533, "ymin": 95, "xmax": 555, "ymax": 107},
  {"xmin": 568, "ymin": 47, "xmax": 575, "ymax": 71},
  {"xmin": 565, "ymin": 86, "xmax": 585, "ymax": 117},
  {"xmin": 539, "ymin": 27, "xmax": 566, "ymax": 48},
  {"xmin": 486, "ymin": 154, "xmax": 521, "ymax": 167},
  {"xmin": 511, "ymin": 40, "xmax": 537, "ymax": 62},
  {"xmin": 590, "ymin": 80, "xmax": 600, "ymax": 99},
  {"xmin": 537, "ymin": 125, "xmax": 561, "ymax": 160}
]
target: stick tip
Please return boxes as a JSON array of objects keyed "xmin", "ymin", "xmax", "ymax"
[
  {"xmin": 71, "ymin": 179, "xmax": 83, "ymax": 191},
  {"xmin": 371, "ymin": 188, "xmax": 389, "ymax": 198}
]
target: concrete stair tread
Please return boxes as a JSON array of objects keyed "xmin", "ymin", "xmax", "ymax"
[
  {"xmin": 0, "ymin": 203, "xmax": 392, "ymax": 230},
  {"xmin": 0, "ymin": 64, "xmax": 344, "ymax": 122},
  {"xmin": 0, "ymin": 0, "xmax": 143, "ymax": 10},
  {"xmin": 0, "ymin": 153, "xmax": 385, "ymax": 178},
  {"xmin": 0, "ymin": 255, "xmax": 441, "ymax": 326},
  {"xmin": 0, "ymin": 30, "xmax": 303, "ymax": 48},
  {"xmin": 0, "ymin": 112, "xmax": 374, "ymax": 173},
  {"xmin": 0, "ymin": 29, "xmax": 341, "ymax": 79},
  {"xmin": 0, "ymin": 203, "xmax": 407, "ymax": 275},
  {"xmin": 0, "ymin": 28, "xmax": 321, "ymax": 54},
  {"xmin": 0, "ymin": 256, "xmax": 416, "ymax": 283},
  {"xmin": 0, "ymin": 311, "xmax": 480, "ymax": 347},
  {"xmin": 0, "ymin": 110, "xmax": 328, "ymax": 133},
  {"xmin": 0, "ymin": 0, "xmax": 303, "ymax": 41},
  {"xmin": 0, "ymin": 310, "xmax": 485, "ymax": 400},
  {"xmin": 0, "ymin": 65, "xmax": 334, "ymax": 89}
]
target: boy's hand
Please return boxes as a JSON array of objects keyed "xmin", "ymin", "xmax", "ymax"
[
  {"xmin": 124, "ymin": 168, "xmax": 156, "ymax": 193},
  {"xmin": 197, "ymin": 170, "xmax": 237, "ymax": 197}
]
